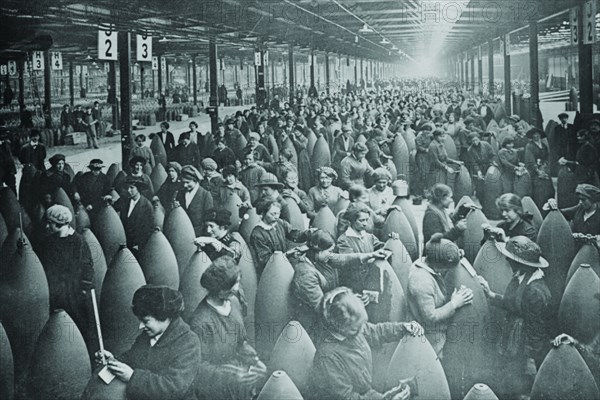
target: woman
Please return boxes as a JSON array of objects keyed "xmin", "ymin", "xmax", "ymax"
[
  {"xmin": 156, "ymin": 162, "xmax": 183, "ymax": 212},
  {"xmin": 218, "ymin": 165, "xmax": 251, "ymax": 208},
  {"xmin": 189, "ymin": 257, "xmax": 267, "ymax": 400},
  {"xmin": 172, "ymin": 131, "xmax": 201, "ymax": 168},
  {"xmin": 249, "ymin": 199, "xmax": 313, "ymax": 275},
  {"xmin": 154, "ymin": 121, "xmax": 175, "ymax": 158},
  {"xmin": 339, "ymin": 142, "xmax": 374, "ymax": 190},
  {"xmin": 497, "ymin": 137, "xmax": 524, "ymax": 194},
  {"xmin": 478, "ymin": 236, "xmax": 552, "ymax": 398},
  {"xmin": 407, "ymin": 233, "xmax": 474, "ymax": 356},
  {"xmin": 546, "ymin": 184, "xmax": 600, "ymax": 236},
  {"xmin": 413, "ymin": 128, "xmax": 433, "ymax": 198},
  {"xmin": 367, "ymin": 168, "xmax": 394, "ymax": 214},
  {"xmin": 553, "ymin": 330, "xmax": 600, "ymax": 388},
  {"xmin": 336, "ymin": 202, "xmax": 398, "ymax": 290},
  {"xmin": 194, "ymin": 208, "xmax": 242, "ymax": 263},
  {"xmin": 422, "ymin": 183, "xmax": 468, "ymax": 245},
  {"xmin": 492, "ymin": 193, "xmax": 538, "ymax": 241},
  {"xmin": 281, "ymin": 168, "xmax": 315, "ymax": 219},
  {"xmin": 196, "ymin": 127, "xmax": 216, "ymax": 159},
  {"xmin": 115, "ymin": 176, "xmax": 154, "ymax": 256},
  {"xmin": 175, "ymin": 165, "xmax": 214, "ymax": 236},
  {"xmin": 524, "ymin": 128, "xmax": 554, "ymax": 209},
  {"xmin": 310, "ymin": 287, "xmax": 423, "ymax": 400},
  {"xmin": 39, "ymin": 153, "xmax": 72, "ymax": 201},
  {"xmin": 307, "ymin": 167, "xmax": 344, "ymax": 212},
  {"xmin": 336, "ymin": 185, "xmax": 391, "ymax": 237},
  {"xmin": 94, "ymin": 285, "xmax": 201, "ymax": 400},
  {"xmin": 129, "ymin": 134, "xmax": 156, "ymax": 175},
  {"xmin": 291, "ymin": 230, "xmax": 389, "ymax": 337},
  {"xmin": 559, "ymin": 129, "xmax": 600, "ymax": 185},
  {"xmin": 429, "ymin": 129, "xmax": 462, "ymax": 186},
  {"xmin": 115, "ymin": 156, "xmax": 154, "ymax": 199}
]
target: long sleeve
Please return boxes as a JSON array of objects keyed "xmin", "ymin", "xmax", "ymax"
[
  {"xmin": 524, "ymin": 143, "xmax": 541, "ymax": 176},
  {"xmin": 522, "ymin": 282, "xmax": 552, "ymax": 362},
  {"xmin": 422, "ymin": 209, "xmax": 462, "ymax": 244},
  {"xmin": 429, "ymin": 142, "xmax": 447, "ymax": 170},
  {"xmin": 577, "ymin": 334, "xmax": 600, "ymax": 383},
  {"xmin": 78, "ymin": 235, "xmax": 94, "ymax": 290},
  {"xmin": 340, "ymin": 158, "xmax": 353, "ymax": 190},
  {"xmin": 282, "ymin": 219, "xmax": 310, "ymax": 243},
  {"xmin": 498, "ymin": 149, "xmax": 518, "ymax": 170},
  {"xmin": 362, "ymin": 322, "xmax": 407, "ymax": 349},
  {"xmin": 292, "ymin": 266, "xmax": 325, "ymax": 312},
  {"xmin": 408, "ymin": 272, "xmax": 456, "ymax": 325}
]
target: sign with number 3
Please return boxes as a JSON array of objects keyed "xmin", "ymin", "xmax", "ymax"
[
  {"xmin": 137, "ymin": 34, "xmax": 152, "ymax": 62},
  {"xmin": 98, "ymin": 28, "xmax": 118, "ymax": 61}
]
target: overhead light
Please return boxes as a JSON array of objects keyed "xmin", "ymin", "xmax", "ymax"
[
  {"xmin": 158, "ymin": 36, "xmax": 168, "ymax": 42},
  {"xmin": 358, "ymin": 23, "xmax": 373, "ymax": 33},
  {"xmin": 85, "ymin": 54, "xmax": 92, "ymax": 60},
  {"xmin": 355, "ymin": 35, "xmax": 358, "ymax": 43},
  {"xmin": 380, "ymin": 38, "xmax": 390, "ymax": 44}
]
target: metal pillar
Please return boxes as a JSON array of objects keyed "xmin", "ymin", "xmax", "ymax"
[
  {"xmin": 165, "ymin": 59, "xmax": 169, "ymax": 89},
  {"xmin": 140, "ymin": 65, "xmax": 145, "ymax": 96},
  {"xmin": 488, "ymin": 40, "xmax": 494, "ymax": 97},
  {"xmin": 108, "ymin": 61, "xmax": 118, "ymax": 129},
  {"xmin": 158, "ymin": 56, "xmax": 163, "ymax": 95},
  {"xmin": 503, "ymin": 36, "xmax": 512, "ymax": 115},
  {"xmin": 464, "ymin": 56, "xmax": 469, "ymax": 91},
  {"xmin": 43, "ymin": 51, "xmax": 52, "ymax": 128},
  {"xmin": 310, "ymin": 51, "xmax": 316, "ymax": 94},
  {"xmin": 354, "ymin": 58, "xmax": 357, "ymax": 87},
  {"xmin": 209, "ymin": 38, "xmax": 219, "ymax": 134},
  {"xmin": 118, "ymin": 32, "xmax": 132, "ymax": 165},
  {"xmin": 17, "ymin": 59, "xmax": 24, "ymax": 122},
  {"xmin": 578, "ymin": 4, "xmax": 593, "ymax": 114},
  {"xmin": 529, "ymin": 21, "xmax": 540, "ymax": 128},
  {"xmin": 69, "ymin": 61, "xmax": 74, "ymax": 107},
  {"xmin": 288, "ymin": 43, "xmax": 294, "ymax": 105},
  {"xmin": 470, "ymin": 53, "xmax": 475, "ymax": 94},
  {"xmin": 192, "ymin": 56, "xmax": 198, "ymax": 105},
  {"xmin": 325, "ymin": 53, "xmax": 330, "ymax": 95},
  {"xmin": 460, "ymin": 56, "xmax": 464, "ymax": 88}
]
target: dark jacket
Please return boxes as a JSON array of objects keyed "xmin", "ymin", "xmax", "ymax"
[
  {"xmin": 496, "ymin": 216, "xmax": 538, "ymax": 241},
  {"xmin": 117, "ymin": 195, "xmax": 155, "ymax": 251},
  {"xmin": 72, "ymin": 171, "xmax": 111, "ymax": 211},
  {"xmin": 172, "ymin": 142, "xmax": 201, "ymax": 169},
  {"xmin": 156, "ymin": 131, "xmax": 176, "ymax": 155},
  {"xmin": 422, "ymin": 205, "xmax": 463, "ymax": 245},
  {"xmin": 120, "ymin": 317, "xmax": 201, "ymax": 400},
  {"xmin": 19, "ymin": 142, "xmax": 47, "ymax": 171},
  {"xmin": 176, "ymin": 186, "xmax": 214, "ymax": 236}
]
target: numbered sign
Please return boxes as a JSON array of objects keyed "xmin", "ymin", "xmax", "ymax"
[
  {"xmin": 583, "ymin": 0, "xmax": 597, "ymax": 44},
  {"xmin": 570, "ymin": 7, "xmax": 579, "ymax": 45},
  {"xmin": 504, "ymin": 33, "xmax": 511, "ymax": 55},
  {"xmin": 75, "ymin": 65, "xmax": 81, "ymax": 76},
  {"xmin": 51, "ymin": 52, "xmax": 63, "ymax": 70},
  {"xmin": 264, "ymin": 50, "xmax": 269, "ymax": 66},
  {"xmin": 160, "ymin": 57, "xmax": 166, "ymax": 72},
  {"xmin": 32, "ymin": 51, "xmax": 44, "ymax": 71},
  {"xmin": 152, "ymin": 56, "xmax": 159, "ymax": 70},
  {"xmin": 82, "ymin": 65, "xmax": 89, "ymax": 76},
  {"xmin": 104, "ymin": 62, "xmax": 110, "ymax": 73},
  {"xmin": 0, "ymin": 65, "xmax": 6, "ymax": 75},
  {"xmin": 98, "ymin": 28, "xmax": 118, "ymax": 60},
  {"xmin": 136, "ymin": 34, "xmax": 152, "ymax": 62},
  {"xmin": 8, "ymin": 61, "xmax": 17, "ymax": 76},
  {"xmin": 254, "ymin": 51, "xmax": 262, "ymax": 67}
]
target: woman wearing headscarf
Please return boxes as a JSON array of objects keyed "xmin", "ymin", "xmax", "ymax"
[
  {"xmin": 422, "ymin": 183, "xmax": 468, "ymax": 245},
  {"xmin": 407, "ymin": 233, "xmax": 474, "ymax": 356},
  {"xmin": 307, "ymin": 167, "xmax": 345, "ymax": 212},
  {"xmin": 478, "ymin": 236, "xmax": 552, "ymax": 399},
  {"xmin": 189, "ymin": 257, "xmax": 267, "ymax": 400},
  {"xmin": 545, "ymin": 184, "xmax": 600, "ymax": 236},
  {"xmin": 558, "ymin": 128, "xmax": 600, "ymax": 185},
  {"xmin": 92, "ymin": 285, "xmax": 201, "ymax": 400},
  {"xmin": 523, "ymin": 128, "xmax": 554, "ymax": 209},
  {"xmin": 367, "ymin": 168, "xmax": 394, "ymax": 214},
  {"xmin": 39, "ymin": 153, "xmax": 72, "ymax": 200},
  {"xmin": 291, "ymin": 230, "xmax": 389, "ymax": 337},
  {"xmin": 310, "ymin": 287, "xmax": 423, "ymax": 400},
  {"xmin": 156, "ymin": 162, "xmax": 183, "ymax": 212}
]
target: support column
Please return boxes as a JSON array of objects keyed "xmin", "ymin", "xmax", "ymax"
[
  {"xmin": 209, "ymin": 38, "xmax": 219, "ymax": 134},
  {"xmin": 310, "ymin": 50, "xmax": 316, "ymax": 95},
  {"xmin": 354, "ymin": 58, "xmax": 357, "ymax": 87},
  {"xmin": 158, "ymin": 55, "xmax": 163, "ymax": 95},
  {"xmin": 464, "ymin": 55, "xmax": 469, "ymax": 91},
  {"xmin": 192, "ymin": 56, "xmax": 198, "ymax": 105},
  {"xmin": 79, "ymin": 65, "xmax": 85, "ymax": 98},
  {"xmin": 504, "ymin": 35, "xmax": 512, "ymax": 115},
  {"xmin": 17, "ymin": 59, "xmax": 25, "ymax": 121},
  {"xmin": 325, "ymin": 52, "xmax": 330, "ymax": 95},
  {"xmin": 488, "ymin": 40, "xmax": 494, "ymax": 97},
  {"xmin": 140, "ymin": 65, "xmax": 145, "ymax": 96},
  {"xmin": 271, "ymin": 56, "xmax": 275, "ymax": 91},
  {"xmin": 360, "ymin": 58, "xmax": 364, "ymax": 86},
  {"xmin": 478, "ymin": 47, "xmax": 483, "ymax": 95},
  {"xmin": 529, "ymin": 21, "xmax": 540, "ymax": 128},
  {"xmin": 119, "ymin": 32, "xmax": 133, "ymax": 168},
  {"xmin": 108, "ymin": 61, "xmax": 118, "ymax": 129},
  {"xmin": 254, "ymin": 47, "xmax": 266, "ymax": 108},
  {"xmin": 288, "ymin": 43, "xmax": 294, "ymax": 105},
  {"xmin": 578, "ymin": 4, "xmax": 593, "ymax": 114},
  {"xmin": 165, "ymin": 58, "xmax": 169, "ymax": 89},
  {"xmin": 470, "ymin": 52, "xmax": 475, "ymax": 94},
  {"xmin": 43, "ymin": 51, "xmax": 52, "ymax": 128},
  {"xmin": 69, "ymin": 61, "xmax": 75, "ymax": 107}
]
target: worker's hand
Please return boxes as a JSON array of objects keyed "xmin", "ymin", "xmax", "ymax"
[
  {"xmin": 358, "ymin": 293, "xmax": 371, "ymax": 307},
  {"xmin": 558, "ymin": 157, "xmax": 568, "ymax": 166},
  {"xmin": 73, "ymin": 192, "xmax": 81, "ymax": 202},
  {"xmin": 94, "ymin": 350, "xmax": 114, "ymax": 365},
  {"xmin": 371, "ymin": 249, "xmax": 391, "ymax": 260},
  {"xmin": 383, "ymin": 384, "xmax": 408, "ymax": 400},
  {"xmin": 220, "ymin": 364, "xmax": 262, "ymax": 385},
  {"xmin": 553, "ymin": 333, "xmax": 577, "ymax": 347},
  {"xmin": 402, "ymin": 321, "xmax": 424, "ymax": 337},
  {"xmin": 450, "ymin": 287, "xmax": 473, "ymax": 308},
  {"xmin": 86, "ymin": 205, "xmax": 93, "ymax": 211},
  {"xmin": 525, "ymin": 358, "xmax": 537, "ymax": 377},
  {"xmin": 392, "ymin": 385, "xmax": 410, "ymax": 400},
  {"xmin": 543, "ymin": 198, "xmax": 558, "ymax": 211},
  {"xmin": 107, "ymin": 359, "xmax": 134, "ymax": 382},
  {"xmin": 446, "ymin": 166, "xmax": 455, "ymax": 174},
  {"xmin": 388, "ymin": 232, "xmax": 400, "ymax": 240},
  {"xmin": 477, "ymin": 171, "xmax": 484, "ymax": 180},
  {"xmin": 456, "ymin": 219, "xmax": 468, "ymax": 231},
  {"xmin": 477, "ymin": 276, "xmax": 492, "ymax": 297}
]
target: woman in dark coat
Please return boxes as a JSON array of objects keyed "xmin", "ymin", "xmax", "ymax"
[
  {"xmin": 94, "ymin": 285, "xmax": 201, "ymax": 400},
  {"xmin": 546, "ymin": 184, "xmax": 600, "ymax": 236},
  {"xmin": 524, "ymin": 128, "xmax": 554, "ymax": 209},
  {"xmin": 493, "ymin": 193, "xmax": 538, "ymax": 241},
  {"xmin": 189, "ymin": 256, "xmax": 267, "ymax": 400},
  {"xmin": 422, "ymin": 184, "xmax": 468, "ymax": 246},
  {"xmin": 156, "ymin": 162, "xmax": 183, "ymax": 212},
  {"xmin": 39, "ymin": 153, "xmax": 72, "ymax": 200},
  {"xmin": 310, "ymin": 287, "xmax": 423, "ymax": 400},
  {"xmin": 478, "ymin": 236, "xmax": 552, "ymax": 399},
  {"xmin": 39, "ymin": 205, "xmax": 93, "ymax": 337},
  {"xmin": 115, "ymin": 176, "xmax": 154, "ymax": 255},
  {"xmin": 497, "ymin": 137, "xmax": 521, "ymax": 194},
  {"xmin": 558, "ymin": 129, "xmax": 600, "ymax": 185},
  {"xmin": 175, "ymin": 165, "xmax": 214, "ymax": 236}
]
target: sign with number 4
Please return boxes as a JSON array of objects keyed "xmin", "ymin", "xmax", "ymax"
[
  {"xmin": 137, "ymin": 34, "xmax": 152, "ymax": 62},
  {"xmin": 52, "ymin": 52, "xmax": 63, "ymax": 70},
  {"xmin": 98, "ymin": 28, "xmax": 118, "ymax": 61},
  {"xmin": 152, "ymin": 56, "xmax": 159, "ymax": 70},
  {"xmin": 583, "ymin": 0, "xmax": 597, "ymax": 44}
]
